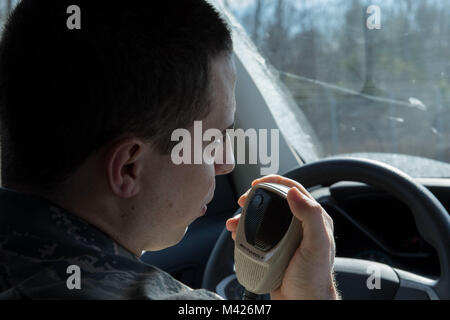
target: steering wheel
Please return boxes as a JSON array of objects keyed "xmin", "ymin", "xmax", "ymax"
[{"xmin": 202, "ymin": 158, "xmax": 450, "ymax": 299}]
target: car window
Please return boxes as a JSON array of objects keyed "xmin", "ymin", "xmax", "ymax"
[
  {"xmin": 3, "ymin": 1, "xmax": 450, "ymax": 175},
  {"xmin": 0, "ymin": 0, "xmax": 18, "ymax": 28},
  {"xmin": 223, "ymin": 0, "xmax": 450, "ymax": 169}
]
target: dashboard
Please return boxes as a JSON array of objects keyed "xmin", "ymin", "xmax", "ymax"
[{"xmin": 310, "ymin": 179, "xmax": 448, "ymax": 279}]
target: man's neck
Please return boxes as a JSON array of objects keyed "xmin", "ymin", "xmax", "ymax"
[{"xmin": 10, "ymin": 184, "xmax": 145, "ymax": 258}]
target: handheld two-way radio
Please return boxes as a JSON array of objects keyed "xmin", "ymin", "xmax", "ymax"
[{"xmin": 234, "ymin": 182, "xmax": 303, "ymax": 297}]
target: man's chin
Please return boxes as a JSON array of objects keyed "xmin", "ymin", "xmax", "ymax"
[
  {"xmin": 179, "ymin": 226, "xmax": 189, "ymax": 243},
  {"xmin": 145, "ymin": 226, "xmax": 189, "ymax": 252},
  {"xmin": 169, "ymin": 226, "xmax": 190, "ymax": 248}
]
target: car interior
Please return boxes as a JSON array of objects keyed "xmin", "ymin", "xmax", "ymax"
[{"xmin": 1, "ymin": 0, "xmax": 449, "ymax": 300}]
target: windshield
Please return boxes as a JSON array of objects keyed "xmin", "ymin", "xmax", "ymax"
[
  {"xmin": 2, "ymin": 0, "xmax": 450, "ymax": 173},
  {"xmin": 223, "ymin": 0, "xmax": 450, "ymax": 166},
  {"xmin": 0, "ymin": 1, "xmax": 18, "ymax": 26}
]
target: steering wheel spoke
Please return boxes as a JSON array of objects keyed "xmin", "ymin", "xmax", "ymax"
[{"xmin": 394, "ymin": 268, "xmax": 439, "ymax": 300}]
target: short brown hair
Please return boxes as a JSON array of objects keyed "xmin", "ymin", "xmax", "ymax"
[{"xmin": 0, "ymin": 0, "xmax": 232, "ymax": 193}]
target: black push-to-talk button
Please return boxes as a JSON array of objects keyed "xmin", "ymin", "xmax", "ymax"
[{"xmin": 244, "ymin": 189, "xmax": 293, "ymax": 252}]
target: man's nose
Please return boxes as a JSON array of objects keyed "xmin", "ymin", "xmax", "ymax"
[
  {"xmin": 215, "ymin": 132, "xmax": 235, "ymax": 175},
  {"xmin": 215, "ymin": 144, "xmax": 235, "ymax": 175}
]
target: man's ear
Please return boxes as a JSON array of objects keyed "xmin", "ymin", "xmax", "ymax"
[{"xmin": 106, "ymin": 137, "xmax": 145, "ymax": 198}]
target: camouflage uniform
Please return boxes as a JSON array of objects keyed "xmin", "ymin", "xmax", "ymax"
[{"xmin": 0, "ymin": 188, "xmax": 222, "ymax": 300}]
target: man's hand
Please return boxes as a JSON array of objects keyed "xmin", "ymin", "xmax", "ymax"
[{"xmin": 226, "ymin": 175, "xmax": 339, "ymax": 300}]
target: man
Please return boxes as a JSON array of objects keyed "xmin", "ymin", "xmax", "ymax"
[{"xmin": 0, "ymin": 0, "xmax": 338, "ymax": 299}]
